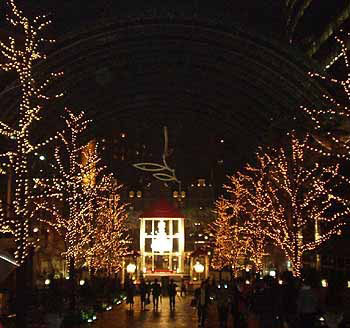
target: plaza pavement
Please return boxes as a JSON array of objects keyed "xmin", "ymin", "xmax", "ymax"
[{"xmin": 79, "ymin": 295, "xmax": 224, "ymax": 328}]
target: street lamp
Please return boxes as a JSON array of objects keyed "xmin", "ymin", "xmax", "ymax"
[
  {"xmin": 127, "ymin": 263, "xmax": 136, "ymax": 274},
  {"xmin": 194, "ymin": 261, "xmax": 204, "ymax": 281},
  {"xmin": 127, "ymin": 263, "xmax": 136, "ymax": 280}
]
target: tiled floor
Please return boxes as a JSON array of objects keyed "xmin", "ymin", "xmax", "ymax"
[{"xmin": 80, "ymin": 295, "xmax": 224, "ymax": 328}]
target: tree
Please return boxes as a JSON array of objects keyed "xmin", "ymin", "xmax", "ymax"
[
  {"xmin": 0, "ymin": 0, "xmax": 62, "ymax": 264},
  {"xmin": 238, "ymin": 158, "xmax": 271, "ymax": 273},
  {"xmin": 301, "ymin": 31, "xmax": 350, "ymax": 159},
  {"xmin": 210, "ymin": 177, "xmax": 250, "ymax": 276},
  {"xmin": 86, "ymin": 175, "xmax": 130, "ymax": 275},
  {"xmin": 31, "ymin": 110, "xmax": 94, "ymax": 268},
  {"xmin": 259, "ymin": 132, "xmax": 348, "ymax": 276}
]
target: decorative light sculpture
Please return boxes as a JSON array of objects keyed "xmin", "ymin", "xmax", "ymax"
[{"xmin": 151, "ymin": 220, "xmax": 172, "ymax": 253}]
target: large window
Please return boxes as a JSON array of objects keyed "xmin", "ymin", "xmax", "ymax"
[{"xmin": 141, "ymin": 217, "xmax": 184, "ymax": 273}]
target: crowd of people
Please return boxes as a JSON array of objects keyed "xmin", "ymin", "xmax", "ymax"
[
  {"xmin": 124, "ymin": 272, "xmax": 350, "ymax": 328},
  {"xmin": 125, "ymin": 278, "xmax": 186, "ymax": 311},
  {"xmin": 125, "ymin": 272, "xmax": 350, "ymax": 328},
  {"xmin": 194, "ymin": 273, "xmax": 350, "ymax": 328}
]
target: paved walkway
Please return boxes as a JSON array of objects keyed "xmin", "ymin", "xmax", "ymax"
[{"xmin": 80, "ymin": 295, "xmax": 224, "ymax": 328}]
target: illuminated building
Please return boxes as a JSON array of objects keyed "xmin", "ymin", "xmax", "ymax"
[{"xmin": 139, "ymin": 200, "xmax": 185, "ymax": 275}]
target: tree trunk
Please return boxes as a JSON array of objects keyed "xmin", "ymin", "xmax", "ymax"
[
  {"xmin": 15, "ymin": 250, "xmax": 33, "ymax": 328},
  {"xmin": 69, "ymin": 257, "xmax": 76, "ymax": 312}
]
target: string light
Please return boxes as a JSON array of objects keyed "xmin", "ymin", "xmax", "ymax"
[
  {"xmin": 302, "ymin": 32, "xmax": 350, "ymax": 160},
  {"xmin": 252, "ymin": 132, "xmax": 348, "ymax": 277},
  {"xmin": 31, "ymin": 110, "xmax": 130, "ymax": 274},
  {"xmin": 0, "ymin": 0, "xmax": 63, "ymax": 263},
  {"xmin": 31, "ymin": 110, "xmax": 94, "ymax": 267},
  {"xmin": 209, "ymin": 183, "xmax": 250, "ymax": 276}
]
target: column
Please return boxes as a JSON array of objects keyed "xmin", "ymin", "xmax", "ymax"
[
  {"xmin": 169, "ymin": 219, "xmax": 173, "ymax": 271},
  {"xmin": 140, "ymin": 218, "xmax": 145, "ymax": 272},
  {"xmin": 205, "ymin": 255, "xmax": 209, "ymax": 279},
  {"xmin": 179, "ymin": 218, "xmax": 185, "ymax": 272}
]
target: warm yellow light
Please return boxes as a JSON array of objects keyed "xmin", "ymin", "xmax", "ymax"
[
  {"xmin": 194, "ymin": 261, "xmax": 204, "ymax": 273},
  {"xmin": 126, "ymin": 263, "xmax": 136, "ymax": 274},
  {"xmin": 45, "ymin": 279, "xmax": 51, "ymax": 285}
]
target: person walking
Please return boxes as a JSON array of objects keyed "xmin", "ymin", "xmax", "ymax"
[
  {"xmin": 181, "ymin": 279, "xmax": 187, "ymax": 297},
  {"xmin": 216, "ymin": 282, "xmax": 230, "ymax": 328},
  {"xmin": 139, "ymin": 279, "xmax": 147, "ymax": 311},
  {"xmin": 126, "ymin": 280, "xmax": 135, "ymax": 310},
  {"xmin": 168, "ymin": 279, "xmax": 178, "ymax": 311},
  {"xmin": 297, "ymin": 278, "xmax": 319, "ymax": 328},
  {"xmin": 195, "ymin": 280, "xmax": 210, "ymax": 327},
  {"xmin": 151, "ymin": 279, "xmax": 161, "ymax": 310}
]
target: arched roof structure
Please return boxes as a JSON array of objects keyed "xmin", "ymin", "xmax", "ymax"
[{"xmin": 0, "ymin": 9, "xmax": 330, "ymax": 180}]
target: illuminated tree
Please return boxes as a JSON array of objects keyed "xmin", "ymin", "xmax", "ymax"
[
  {"xmin": 31, "ymin": 110, "xmax": 95, "ymax": 267},
  {"xmin": 260, "ymin": 132, "xmax": 348, "ymax": 277},
  {"xmin": 86, "ymin": 176, "xmax": 130, "ymax": 275},
  {"xmin": 210, "ymin": 178, "xmax": 250, "ymax": 276},
  {"xmin": 301, "ymin": 31, "xmax": 350, "ymax": 159},
  {"xmin": 238, "ymin": 159, "xmax": 272, "ymax": 273},
  {"xmin": 0, "ymin": 0, "xmax": 62, "ymax": 263}
]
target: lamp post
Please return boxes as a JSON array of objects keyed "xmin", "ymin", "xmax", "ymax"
[
  {"xmin": 126, "ymin": 263, "xmax": 136, "ymax": 281},
  {"xmin": 194, "ymin": 261, "xmax": 204, "ymax": 281}
]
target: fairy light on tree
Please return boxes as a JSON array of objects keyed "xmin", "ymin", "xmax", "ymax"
[
  {"xmin": 86, "ymin": 175, "xmax": 130, "ymax": 275},
  {"xmin": 236, "ymin": 159, "xmax": 271, "ymax": 273},
  {"xmin": 301, "ymin": 31, "xmax": 350, "ymax": 159},
  {"xmin": 259, "ymin": 132, "xmax": 349, "ymax": 277},
  {"xmin": 0, "ymin": 0, "xmax": 63, "ymax": 263},
  {"xmin": 210, "ymin": 180, "xmax": 250, "ymax": 277},
  {"xmin": 31, "ymin": 110, "xmax": 95, "ymax": 268}
]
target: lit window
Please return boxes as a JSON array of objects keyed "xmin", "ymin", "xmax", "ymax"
[
  {"xmin": 173, "ymin": 191, "xmax": 178, "ymax": 198},
  {"xmin": 129, "ymin": 191, "xmax": 134, "ymax": 198},
  {"xmin": 137, "ymin": 191, "xmax": 142, "ymax": 198}
]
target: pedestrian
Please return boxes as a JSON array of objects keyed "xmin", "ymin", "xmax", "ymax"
[
  {"xmin": 151, "ymin": 279, "xmax": 161, "ymax": 310},
  {"xmin": 216, "ymin": 281, "xmax": 230, "ymax": 328},
  {"xmin": 126, "ymin": 280, "xmax": 135, "ymax": 310},
  {"xmin": 195, "ymin": 280, "xmax": 210, "ymax": 327},
  {"xmin": 297, "ymin": 278, "xmax": 319, "ymax": 328},
  {"xmin": 168, "ymin": 279, "xmax": 177, "ymax": 311},
  {"xmin": 146, "ymin": 281, "xmax": 151, "ymax": 305},
  {"xmin": 139, "ymin": 279, "xmax": 147, "ymax": 311},
  {"xmin": 250, "ymin": 276, "xmax": 281, "ymax": 328},
  {"xmin": 280, "ymin": 272, "xmax": 298, "ymax": 328},
  {"xmin": 181, "ymin": 279, "xmax": 187, "ymax": 297}
]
